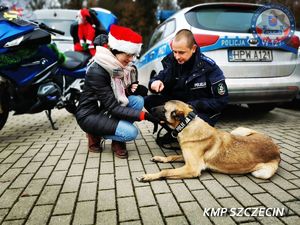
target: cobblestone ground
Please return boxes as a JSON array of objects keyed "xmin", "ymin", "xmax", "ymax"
[{"xmin": 0, "ymin": 106, "xmax": 299, "ymax": 225}]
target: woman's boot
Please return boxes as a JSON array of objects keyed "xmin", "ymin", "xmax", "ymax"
[
  {"xmin": 86, "ymin": 133, "xmax": 102, "ymax": 153},
  {"xmin": 111, "ymin": 140, "xmax": 128, "ymax": 158}
]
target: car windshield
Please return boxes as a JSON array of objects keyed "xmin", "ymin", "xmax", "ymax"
[
  {"xmin": 35, "ymin": 19, "xmax": 74, "ymax": 36},
  {"xmin": 185, "ymin": 5, "xmax": 259, "ymax": 33},
  {"xmin": 148, "ymin": 19, "xmax": 176, "ymax": 48}
]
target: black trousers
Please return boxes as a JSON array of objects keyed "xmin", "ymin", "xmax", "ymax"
[{"xmin": 144, "ymin": 94, "xmax": 218, "ymax": 126}]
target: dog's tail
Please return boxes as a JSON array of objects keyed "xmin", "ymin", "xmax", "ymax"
[{"xmin": 251, "ymin": 159, "xmax": 279, "ymax": 179}]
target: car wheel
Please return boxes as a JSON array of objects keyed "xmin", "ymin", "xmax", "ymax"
[{"xmin": 247, "ymin": 103, "xmax": 276, "ymax": 113}]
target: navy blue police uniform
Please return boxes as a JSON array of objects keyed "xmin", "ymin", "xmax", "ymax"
[{"xmin": 144, "ymin": 47, "xmax": 229, "ymax": 126}]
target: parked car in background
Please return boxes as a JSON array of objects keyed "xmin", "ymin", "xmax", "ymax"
[
  {"xmin": 136, "ymin": 2, "xmax": 300, "ymax": 112},
  {"xmin": 294, "ymin": 30, "xmax": 300, "ymax": 101},
  {"xmin": 31, "ymin": 8, "xmax": 118, "ymax": 52},
  {"xmin": 296, "ymin": 30, "xmax": 300, "ymax": 57}
]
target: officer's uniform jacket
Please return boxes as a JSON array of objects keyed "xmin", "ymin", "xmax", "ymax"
[{"xmin": 149, "ymin": 47, "xmax": 229, "ymax": 125}]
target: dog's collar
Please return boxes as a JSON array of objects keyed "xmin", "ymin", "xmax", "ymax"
[{"xmin": 171, "ymin": 111, "xmax": 197, "ymax": 138}]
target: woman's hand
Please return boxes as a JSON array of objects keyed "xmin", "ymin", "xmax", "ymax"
[
  {"xmin": 126, "ymin": 81, "xmax": 139, "ymax": 95},
  {"xmin": 130, "ymin": 83, "xmax": 138, "ymax": 93}
]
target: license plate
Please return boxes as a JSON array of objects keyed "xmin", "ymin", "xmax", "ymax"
[{"xmin": 228, "ymin": 49, "xmax": 273, "ymax": 62}]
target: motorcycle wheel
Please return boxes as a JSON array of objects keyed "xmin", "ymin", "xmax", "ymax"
[
  {"xmin": 0, "ymin": 92, "xmax": 9, "ymax": 130},
  {"xmin": 65, "ymin": 92, "xmax": 80, "ymax": 114}
]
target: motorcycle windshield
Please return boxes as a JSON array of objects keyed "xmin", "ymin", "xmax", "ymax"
[
  {"xmin": 93, "ymin": 8, "xmax": 118, "ymax": 33},
  {"xmin": 0, "ymin": 10, "xmax": 35, "ymax": 46}
]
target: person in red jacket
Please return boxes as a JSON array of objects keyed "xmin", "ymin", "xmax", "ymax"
[{"xmin": 74, "ymin": 8, "xmax": 96, "ymax": 56}]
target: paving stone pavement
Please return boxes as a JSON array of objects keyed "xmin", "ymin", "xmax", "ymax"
[{"xmin": 0, "ymin": 106, "xmax": 299, "ymax": 225}]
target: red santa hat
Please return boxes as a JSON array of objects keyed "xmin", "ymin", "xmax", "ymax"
[{"xmin": 108, "ymin": 24, "xmax": 143, "ymax": 55}]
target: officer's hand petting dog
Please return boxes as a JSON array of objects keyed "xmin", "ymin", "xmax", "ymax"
[{"xmin": 151, "ymin": 80, "xmax": 164, "ymax": 92}]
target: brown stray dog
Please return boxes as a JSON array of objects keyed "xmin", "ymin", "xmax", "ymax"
[{"xmin": 137, "ymin": 100, "xmax": 280, "ymax": 182}]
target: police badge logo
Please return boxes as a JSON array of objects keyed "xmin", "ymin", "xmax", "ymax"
[{"xmin": 251, "ymin": 3, "xmax": 295, "ymax": 47}]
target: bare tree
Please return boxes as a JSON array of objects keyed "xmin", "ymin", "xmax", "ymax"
[
  {"xmin": 57, "ymin": 0, "xmax": 70, "ymax": 8},
  {"xmin": 66, "ymin": 0, "xmax": 83, "ymax": 9},
  {"xmin": 159, "ymin": 0, "xmax": 177, "ymax": 10},
  {"xmin": 29, "ymin": 0, "xmax": 46, "ymax": 9}
]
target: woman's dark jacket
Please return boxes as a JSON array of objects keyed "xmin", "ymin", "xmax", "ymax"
[
  {"xmin": 149, "ymin": 47, "xmax": 229, "ymax": 118},
  {"xmin": 76, "ymin": 61, "xmax": 141, "ymax": 135}
]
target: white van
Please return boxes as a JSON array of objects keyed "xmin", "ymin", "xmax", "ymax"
[
  {"xmin": 31, "ymin": 9, "xmax": 78, "ymax": 51},
  {"xmin": 31, "ymin": 8, "xmax": 118, "ymax": 52}
]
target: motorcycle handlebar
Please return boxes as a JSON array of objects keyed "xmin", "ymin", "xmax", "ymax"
[{"xmin": 39, "ymin": 23, "xmax": 65, "ymax": 35}]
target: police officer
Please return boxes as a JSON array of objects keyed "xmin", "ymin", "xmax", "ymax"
[{"xmin": 144, "ymin": 29, "xmax": 229, "ymax": 147}]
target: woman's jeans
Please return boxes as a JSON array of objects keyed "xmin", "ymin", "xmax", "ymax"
[{"xmin": 104, "ymin": 95, "xmax": 144, "ymax": 142}]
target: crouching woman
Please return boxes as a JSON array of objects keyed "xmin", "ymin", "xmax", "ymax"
[{"xmin": 76, "ymin": 25, "xmax": 156, "ymax": 158}]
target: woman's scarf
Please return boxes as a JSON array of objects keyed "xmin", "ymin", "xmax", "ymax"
[{"xmin": 93, "ymin": 46, "xmax": 132, "ymax": 106}]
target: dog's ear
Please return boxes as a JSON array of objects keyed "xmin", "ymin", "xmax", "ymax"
[
  {"xmin": 171, "ymin": 110, "xmax": 185, "ymax": 121},
  {"xmin": 188, "ymin": 104, "xmax": 194, "ymax": 110}
]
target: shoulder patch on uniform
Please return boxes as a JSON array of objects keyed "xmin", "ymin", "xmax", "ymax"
[
  {"xmin": 217, "ymin": 82, "xmax": 226, "ymax": 95},
  {"xmin": 201, "ymin": 55, "xmax": 215, "ymax": 65}
]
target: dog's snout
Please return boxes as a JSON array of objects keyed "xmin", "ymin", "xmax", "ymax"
[
  {"xmin": 151, "ymin": 105, "xmax": 166, "ymax": 120},
  {"xmin": 152, "ymin": 107, "xmax": 158, "ymax": 114},
  {"xmin": 151, "ymin": 105, "xmax": 164, "ymax": 113}
]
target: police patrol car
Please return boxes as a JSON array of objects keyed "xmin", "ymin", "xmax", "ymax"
[{"xmin": 135, "ymin": 2, "xmax": 300, "ymax": 112}]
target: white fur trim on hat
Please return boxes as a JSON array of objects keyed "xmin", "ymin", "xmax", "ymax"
[{"xmin": 108, "ymin": 33, "xmax": 142, "ymax": 55}]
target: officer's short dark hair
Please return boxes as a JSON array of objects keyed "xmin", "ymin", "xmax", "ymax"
[{"xmin": 174, "ymin": 29, "xmax": 196, "ymax": 49}]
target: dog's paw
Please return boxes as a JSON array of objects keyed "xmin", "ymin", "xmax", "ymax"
[
  {"xmin": 150, "ymin": 157, "xmax": 157, "ymax": 162},
  {"xmin": 136, "ymin": 175, "xmax": 149, "ymax": 182},
  {"xmin": 150, "ymin": 156, "xmax": 165, "ymax": 163}
]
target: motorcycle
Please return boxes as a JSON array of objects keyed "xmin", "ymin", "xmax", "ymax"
[
  {"xmin": 54, "ymin": 50, "xmax": 89, "ymax": 115},
  {"xmin": 0, "ymin": 5, "xmax": 90, "ymax": 130}
]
